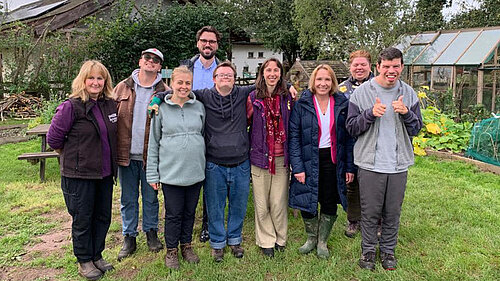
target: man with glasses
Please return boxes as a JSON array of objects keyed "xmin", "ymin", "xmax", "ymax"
[
  {"xmin": 150, "ymin": 61, "xmax": 255, "ymax": 262},
  {"xmin": 180, "ymin": 26, "xmax": 222, "ymax": 243},
  {"xmin": 114, "ymin": 48, "xmax": 169, "ymax": 261}
]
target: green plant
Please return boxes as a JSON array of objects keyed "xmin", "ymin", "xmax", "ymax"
[{"xmin": 413, "ymin": 86, "xmax": 473, "ymax": 155}]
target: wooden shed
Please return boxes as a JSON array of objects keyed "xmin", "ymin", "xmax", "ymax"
[{"xmin": 286, "ymin": 59, "xmax": 349, "ymax": 92}]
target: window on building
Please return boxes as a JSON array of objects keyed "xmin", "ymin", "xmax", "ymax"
[
  {"xmin": 248, "ymin": 52, "xmax": 254, "ymax": 59},
  {"xmin": 258, "ymin": 52, "xmax": 264, "ymax": 58}
]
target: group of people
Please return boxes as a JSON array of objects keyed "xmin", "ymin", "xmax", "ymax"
[{"xmin": 46, "ymin": 25, "xmax": 422, "ymax": 280}]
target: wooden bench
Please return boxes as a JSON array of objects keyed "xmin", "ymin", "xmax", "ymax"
[
  {"xmin": 18, "ymin": 151, "xmax": 60, "ymax": 181},
  {"xmin": 18, "ymin": 124, "xmax": 58, "ymax": 182},
  {"xmin": 18, "ymin": 151, "xmax": 59, "ymax": 163}
]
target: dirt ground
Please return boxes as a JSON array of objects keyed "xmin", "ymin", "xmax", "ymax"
[{"xmin": 0, "ymin": 211, "xmax": 71, "ymax": 281}]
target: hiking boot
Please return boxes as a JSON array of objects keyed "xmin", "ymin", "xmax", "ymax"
[
  {"xmin": 274, "ymin": 243, "xmax": 285, "ymax": 252},
  {"xmin": 180, "ymin": 243, "xmax": 200, "ymax": 264},
  {"xmin": 93, "ymin": 258, "xmax": 114, "ymax": 273},
  {"xmin": 317, "ymin": 213, "xmax": 337, "ymax": 259},
  {"xmin": 381, "ymin": 252, "xmax": 397, "ymax": 270},
  {"xmin": 165, "ymin": 248, "xmax": 180, "ymax": 270},
  {"xmin": 260, "ymin": 247, "xmax": 274, "ymax": 258},
  {"xmin": 359, "ymin": 252, "xmax": 376, "ymax": 270},
  {"xmin": 298, "ymin": 216, "xmax": 318, "ymax": 254},
  {"xmin": 117, "ymin": 235, "xmax": 136, "ymax": 261},
  {"xmin": 229, "ymin": 244, "xmax": 244, "ymax": 258},
  {"xmin": 199, "ymin": 225, "xmax": 210, "ymax": 243},
  {"xmin": 344, "ymin": 220, "xmax": 360, "ymax": 238},
  {"xmin": 78, "ymin": 261, "xmax": 103, "ymax": 280},
  {"xmin": 212, "ymin": 248, "xmax": 224, "ymax": 262},
  {"xmin": 146, "ymin": 230, "xmax": 164, "ymax": 252}
]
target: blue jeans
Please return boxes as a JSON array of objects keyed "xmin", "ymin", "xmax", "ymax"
[
  {"xmin": 204, "ymin": 160, "xmax": 250, "ymax": 249},
  {"xmin": 119, "ymin": 160, "xmax": 159, "ymax": 237}
]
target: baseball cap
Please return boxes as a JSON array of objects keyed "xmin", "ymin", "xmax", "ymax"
[{"xmin": 142, "ymin": 48, "xmax": 164, "ymax": 62}]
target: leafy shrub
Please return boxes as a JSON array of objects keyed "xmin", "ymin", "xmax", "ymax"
[
  {"xmin": 413, "ymin": 86, "xmax": 473, "ymax": 155},
  {"xmin": 27, "ymin": 95, "xmax": 65, "ymax": 129}
]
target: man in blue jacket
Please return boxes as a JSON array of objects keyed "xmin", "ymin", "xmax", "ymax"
[{"xmin": 346, "ymin": 47, "xmax": 422, "ymax": 271}]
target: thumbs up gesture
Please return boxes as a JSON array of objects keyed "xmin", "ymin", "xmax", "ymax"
[
  {"xmin": 392, "ymin": 96, "xmax": 408, "ymax": 114},
  {"xmin": 372, "ymin": 97, "xmax": 387, "ymax": 117}
]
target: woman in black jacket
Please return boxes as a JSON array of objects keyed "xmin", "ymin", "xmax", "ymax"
[
  {"xmin": 288, "ymin": 64, "xmax": 355, "ymax": 259},
  {"xmin": 47, "ymin": 60, "xmax": 117, "ymax": 280}
]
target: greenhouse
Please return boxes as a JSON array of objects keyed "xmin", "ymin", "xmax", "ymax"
[{"xmin": 394, "ymin": 26, "xmax": 500, "ymax": 113}]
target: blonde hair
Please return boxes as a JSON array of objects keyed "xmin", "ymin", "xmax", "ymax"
[
  {"xmin": 69, "ymin": 60, "xmax": 113, "ymax": 102},
  {"xmin": 169, "ymin": 65, "xmax": 193, "ymax": 87},
  {"xmin": 308, "ymin": 64, "xmax": 338, "ymax": 96}
]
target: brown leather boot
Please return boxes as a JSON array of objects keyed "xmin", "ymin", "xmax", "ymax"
[
  {"xmin": 165, "ymin": 247, "xmax": 180, "ymax": 270},
  {"xmin": 78, "ymin": 261, "xmax": 103, "ymax": 280},
  {"xmin": 180, "ymin": 243, "xmax": 200, "ymax": 264}
]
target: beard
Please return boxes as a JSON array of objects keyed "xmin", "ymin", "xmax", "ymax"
[{"xmin": 200, "ymin": 48, "xmax": 216, "ymax": 60}]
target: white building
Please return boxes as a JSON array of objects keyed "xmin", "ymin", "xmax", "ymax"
[{"xmin": 231, "ymin": 42, "xmax": 283, "ymax": 79}]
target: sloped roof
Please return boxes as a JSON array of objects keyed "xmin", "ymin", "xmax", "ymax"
[
  {"xmin": 394, "ymin": 26, "xmax": 500, "ymax": 66},
  {"xmin": 1, "ymin": 0, "xmax": 114, "ymax": 35},
  {"xmin": 293, "ymin": 60, "xmax": 349, "ymax": 79}
]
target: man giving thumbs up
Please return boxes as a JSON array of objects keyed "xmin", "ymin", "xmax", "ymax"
[{"xmin": 345, "ymin": 47, "xmax": 422, "ymax": 271}]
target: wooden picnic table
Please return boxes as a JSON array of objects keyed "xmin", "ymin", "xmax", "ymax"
[{"xmin": 18, "ymin": 124, "xmax": 59, "ymax": 182}]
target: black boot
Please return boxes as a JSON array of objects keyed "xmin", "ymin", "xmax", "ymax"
[
  {"xmin": 117, "ymin": 235, "xmax": 136, "ymax": 261},
  {"xmin": 146, "ymin": 230, "xmax": 164, "ymax": 252}
]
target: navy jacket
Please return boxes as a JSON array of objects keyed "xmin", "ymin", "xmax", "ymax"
[{"xmin": 288, "ymin": 90, "xmax": 354, "ymax": 214}]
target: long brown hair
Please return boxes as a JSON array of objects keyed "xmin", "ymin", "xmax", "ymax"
[{"xmin": 255, "ymin": 58, "xmax": 288, "ymax": 99}]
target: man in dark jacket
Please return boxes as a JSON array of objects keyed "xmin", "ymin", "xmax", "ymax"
[
  {"xmin": 150, "ymin": 61, "xmax": 256, "ymax": 262},
  {"xmin": 179, "ymin": 26, "xmax": 222, "ymax": 243},
  {"xmin": 338, "ymin": 50, "xmax": 374, "ymax": 238},
  {"xmin": 346, "ymin": 47, "xmax": 422, "ymax": 271},
  {"xmin": 114, "ymin": 48, "xmax": 168, "ymax": 261}
]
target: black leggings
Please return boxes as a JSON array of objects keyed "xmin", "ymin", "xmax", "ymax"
[{"xmin": 301, "ymin": 147, "xmax": 339, "ymax": 219}]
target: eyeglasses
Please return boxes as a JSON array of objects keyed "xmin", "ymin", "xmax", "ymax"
[
  {"xmin": 215, "ymin": 73, "xmax": 234, "ymax": 79},
  {"xmin": 199, "ymin": 39, "xmax": 218, "ymax": 45},
  {"xmin": 142, "ymin": 54, "xmax": 162, "ymax": 64}
]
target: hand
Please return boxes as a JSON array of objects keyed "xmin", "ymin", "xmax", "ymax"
[
  {"xmin": 147, "ymin": 96, "xmax": 162, "ymax": 117},
  {"xmin": 289, "ymin": 86, "xmax": 298, "ymax": 100},
  {"xmin": 150, "ymin": 183, "xmax": 159, "ymax": 190},
  {"xmin": 392, "ymin": 96, "xmax": 408, "ymax": 114},
  {"xmin": 55, "ymin": 149, "xmax": 62, "ymax": 154},
  {"xmin": 372, "ymin": 97, "xmax": 387, "ymax": 117},
  {"xmin": 294, "ymin": 172, "xmax": 306, "ymax": 184},
  {"xmin": 346, "ymin": 173, "xmax": 354, "ymax": 184}
]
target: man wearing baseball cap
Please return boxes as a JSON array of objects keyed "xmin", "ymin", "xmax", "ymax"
[{"xmin": 113, "ymin": 48, "xmax": 169, "ymax": 261}]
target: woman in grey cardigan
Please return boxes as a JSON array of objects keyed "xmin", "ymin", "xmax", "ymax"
[{"xmin": 147, "ymin": 66, "xmax": 205, "ymax": 270}]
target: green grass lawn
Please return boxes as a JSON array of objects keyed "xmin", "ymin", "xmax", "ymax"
[{"xmin": 1, "ymin": 140, "xmax": 499, "ymax": 280}]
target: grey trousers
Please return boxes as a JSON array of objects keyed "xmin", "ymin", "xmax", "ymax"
[{"xmin": 358, "ymin": 168, "xmax": 407, "ymax": 255}]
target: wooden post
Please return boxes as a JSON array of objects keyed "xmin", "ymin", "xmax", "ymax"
[
  {"xmin": 493, "ymin": 71, "xmax": 497, "ymax": 112},
  {"xmin": 430, "ymin": 66, "xmax": 434, "ymax": 90},
  {"xmin": 477, "ymin": 69, "xmax": 484, "ymax": 105},
  {"xmin": 452, "ymin": 66, "xmax": 457, "ymax": 100}
]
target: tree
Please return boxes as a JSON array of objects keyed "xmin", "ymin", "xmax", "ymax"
[
  {"xmin": 293, "ymin": 0, "xmax": 411, "ymax": 61},
  {"xmin": 213, "ymin": 0, "xmax": 301, "ymax": 64},
  {"xmin": 410, "ymin": 0, "xmax": 448, "ymax": 32},
  {"xmin": 85, "ymin": 2, "xmax": 233, "ymax": 82},
  {"xmin": 448, "ymin": 0, "xmax": 500, "ymax": 28}
]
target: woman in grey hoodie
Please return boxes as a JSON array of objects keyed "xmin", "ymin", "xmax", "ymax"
[{"xmin": 146, "ymin": 66, "xmax": 205, "ymax": 269}]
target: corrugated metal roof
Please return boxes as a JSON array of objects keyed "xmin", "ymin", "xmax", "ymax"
[{"xmin": 2, "ymin": 0, "xmax": 69, "ymax": 24}]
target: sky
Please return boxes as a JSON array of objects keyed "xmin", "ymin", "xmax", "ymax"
[{"xmin": 2, "ymin": 0, "xmax": 484, "ymax": 17}]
